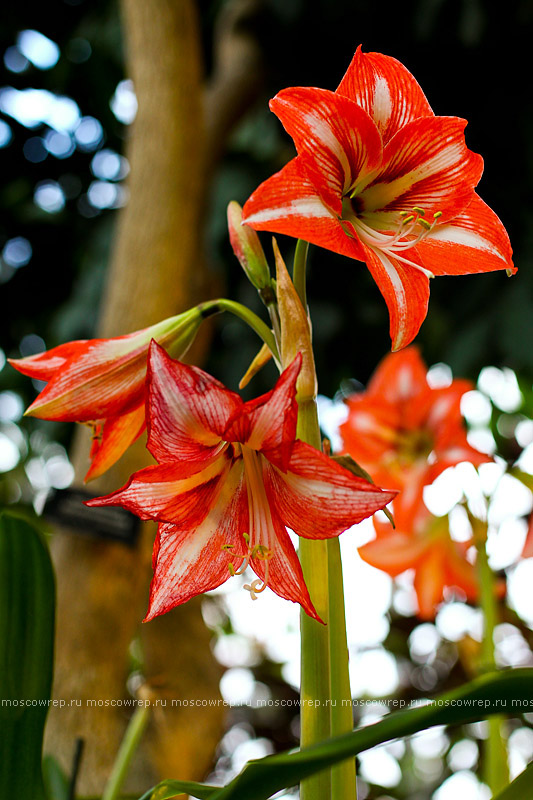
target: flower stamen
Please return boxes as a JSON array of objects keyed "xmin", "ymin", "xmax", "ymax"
[
  {"xmin": 244, "ymin": 551, "xmax": 272, "ymax": 600},
  {"xmin": 342, "ymin": 204, "xmax": 442, "ymax": 279}
]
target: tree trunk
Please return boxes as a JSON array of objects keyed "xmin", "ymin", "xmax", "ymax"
[{"xmin": 44, "ymin": 0, "xmax": 224, "ymax": 792}]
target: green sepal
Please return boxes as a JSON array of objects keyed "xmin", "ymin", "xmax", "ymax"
[{"xmin": 0, "ymin": 512, "xmax": 55, "ymax": 800}]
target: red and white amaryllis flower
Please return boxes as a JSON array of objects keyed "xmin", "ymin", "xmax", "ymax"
[
  {"xmin": 9, "ymin": 309, "xmax": 205, "ymax": 481},
  {"xmin": 242, "ymin": 46, "xmax": 514, "ymax": 350},
  {"xmin": 88, "ymin": 341, "xmax": 396, "ymax": 621},
  {"xmin": 339, "ymin": 346, "xmax": 491, "ymax": 517},
  {"xmin": 359, "ymin": 496, "xmax": 480, "ymax": 620}
]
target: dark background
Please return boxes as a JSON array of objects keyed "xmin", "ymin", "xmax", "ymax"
[{"xmin": 2, "ymin": 0, "xmax": 532, "ymax": 405}]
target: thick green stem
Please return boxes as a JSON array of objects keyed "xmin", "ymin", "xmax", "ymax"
[
  {"xmin": 298, "ymin": 399, "xmax": 332, "ymax": 800},
  {"xmin": 328, "ymin": 537, "xmax": 357, "ymax": 797},
  {"xmin": 476, "ymin": 528, "xmax": 508, "ymax": 794},
  {"xmin": 101, "ymin": 704, "xmax": 151, "ymax": 800},
  {"xmin": 292, "ymin": 239, "xmax": 356, "ymax": 800},
  {"xmin": 199, "ymin": 298, "xmax": 280, "ymax": 366}
]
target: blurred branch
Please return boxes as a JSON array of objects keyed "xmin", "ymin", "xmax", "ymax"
[{"xmin": 204, "ymin": 0, "xmax": 265, "ymax": 172}]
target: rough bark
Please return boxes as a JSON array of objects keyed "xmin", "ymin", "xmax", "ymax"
[{"xmin": 44, "ymin": 0, "xmax": 224, "ymax": 792}]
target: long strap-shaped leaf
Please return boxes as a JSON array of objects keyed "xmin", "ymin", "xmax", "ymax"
[
  {"xmin": 493, "ymin": 760, "xmax": 533, "ymax": 799},
  {"xmin": 140, "ymin": 668, "xmax": 533, "ymax": 800},
  {"xmin": 138, "ymin": 781, "xmax": 219, "ymax": 799},
  {"xmin": 0, "ymin": 513, "xmax": 55, "ymax": 800}
]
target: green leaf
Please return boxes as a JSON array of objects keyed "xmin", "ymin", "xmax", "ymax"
[
  {"xmin": 0, "ymin": 512, "xmax": 55, "ymax": 800},
  {"xmin": 137, "ymin": 779, "xmax": 220, "ymax": 799},
  {"xmin": 493, "ymin": 761, "xmax": 533, "ymax": 800},
  {"xmin": 140, "ymin": 668, "xmax": 533, "ymax": 800},
  {"xmin": 42, "ymin": 754, "xmax": 69, "ymax": 800}
]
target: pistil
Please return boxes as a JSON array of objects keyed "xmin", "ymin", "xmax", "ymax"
[{"xmin": 222, "ymin": 446, "xmax": 275, "ymax": 600}]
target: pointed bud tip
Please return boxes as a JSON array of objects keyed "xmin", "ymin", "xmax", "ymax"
[{"xmin": 228, "ymin": 200, "xmax": 271, "ymax": 291}]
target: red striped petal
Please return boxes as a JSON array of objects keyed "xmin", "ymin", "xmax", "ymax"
[
  {"xmin": 270, "ymin": 87, "xmax": 382, "ymax": 212},
  {"xmin": 147, "ymin": 340, "xmax": 241, "ymax": 462},
  {"xmin": 250, "ymin": 508, "xmax": 320, "ymax": 622},
  {"xmin": 87, "ymin": 450, "xmax": 232, "ymax": 524},
  {"xmin": 362, "ymin": 246, "xmax": 430, "ymax": 351},
  {"xmin": 337, "ymin": 46, "xmax": 434, "ymax": 144},
  {"xmin": 265, "ymin": 440, "xmax": 396, "ymax": 539},
  {"xmin": 19, "ymin": 326, "xmax": 165, "ymax": 421},
  {"xmin": 83, "ymin": 404, "xmax": 146, "ymax": 482},
  {"xmin": 9, "ymin": 340, "xmax": 90, "ymax": 381},
  {"xmin": 242, "ymin": 158, "xmax": 366, "ymax": 261},
  {"xmin": 226, "ymin": 355, "xmax": 300, "ymax": 471},
  {"xmin": 414, "ymin": 194, "xmax": 515, "ymax": 276},
  {"xmin": 145, "ymin": 461, "xmax": 247, "ymax": 620},
  {"xmin": 361, "ymin": 117, "xmax": 483, "ymax": 222}
]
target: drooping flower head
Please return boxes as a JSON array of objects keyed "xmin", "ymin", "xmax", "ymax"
[
  {"xmin": 339, "ymin": 346, "xmax": 491, "ymax": 515},
  {"xmin": 88, "ymin": 341, "xmax": 396, "ymax": 621},
  {"xmin": 359, "ymin": 495, "xmax": 479, "ymax": 619},
  {"xmin": 9, "ymin": 309, "xmax": 206, "ymax": 481},
  {"xmin": 242, "ymin": 46, "xmax": 514, "ymax": 350}
]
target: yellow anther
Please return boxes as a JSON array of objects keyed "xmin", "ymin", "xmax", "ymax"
[
  {"xmin": 399, "ymin": 210, "xmax": 409, "ymax": 217},
  {"xmin": 243, "ymin": 532, "xmax": 250, "ymax": 544},
  {"xmin": 252, "ymin": 545, "xmax": 272, "ymax": 560},
  {"xmin": 433, "ymin": 211, "xmax": 443, "ymax": 219},
  {"xmin": 228, "ymin": 563, "xmax": 236, "ymax": 576},
  {"xmin": 402, "ymin": 215, "xmax": 415, "ymax": 225},
  {"xmin": 412, "ymin": 206, "xmax": 426, "ymax": 216},
  {"xmin": 419, "ymin": 219, "xmax": 432, "ymax": 230},
  {"xmin": 221, "ymin": 543, "xmax": 234, "ymax": 552}
]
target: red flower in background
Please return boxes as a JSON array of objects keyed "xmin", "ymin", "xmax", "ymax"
[
  {"xmin": 359, "ymin": 496, "xmax": 479, "ymax": 619},
  {"xmin": 339, "ymin": 347, "xmax": 490, "ymax": 515},
  {"xmin": 242, "ymin": 46, "xmax": 514, "ymax": 350},
  {"xmin": 89, "ymin": 342, "xmax": 396, "ymax": 622},
  {"xmin": 9, "ymin": 309, "xmax": 204, "ymax": 481}
]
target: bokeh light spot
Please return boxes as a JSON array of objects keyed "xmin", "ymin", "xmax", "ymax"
[
  {"xmin": 74, "ymin": 116, "xmax": 103, "ymax": 151},
  {"xmin": 0, "ymin": 120, "xmax": 12, "ymax": 148},
  {"xmin": 44, "ymin": 129, "xmax": 75, "ymax": 159},
  {"xmin": 4, "ymin": 46, "xmax": 29, "ymax": 73},
  {"xmin": 23, "ymin": 136, "xmax": 47, "ymax": 163},
  {"xmin": 17, "ymin": 30, "xmax": 60, "ymax": 70},
  {"xmin": 34, "ymin": 180, "xmax": 65, "ymax": 213},
  {"xmin": 0, "ymin": 392, "xmax": 24, "ymax": 422},
  {"xmin": 91, "ymin": 149, "xmax": 129, "ymax": 181},
  {"xmin": 3, "ymin": 237, "xmax": 32, "ymax": 268},
  {"xmin": 0, "ymin": 433, "xmax": 20, "ymax": 472},
  {"xmin": 66, "ymin": 37, "xmax": 91, "ymax": 63},
  {"xmin": 110, "ymin": 79, "xmax": 138, "ymax": 124}
]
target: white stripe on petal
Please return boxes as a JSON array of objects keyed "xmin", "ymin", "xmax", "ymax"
[
  {"xmin": 428, "ymin": 224, "xmax": 501, "ymax": 255},
  {"xmin": 372, "ymin": 77, "xmax": 392, "ymax": 134},
  {"xmin": 373, "ymin": 249, "xmax": 409, "ymax": 350},
  {"xmin": 244, "ymin": 196, "xmax": 333, "ymax": 225},
  {"xmin": 362, "ymin": 142, "xmax": 465, "ymax": 209},
  {"xmin": 303, "ymin": 111, "xmax": 351, "ymax": 182}
]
